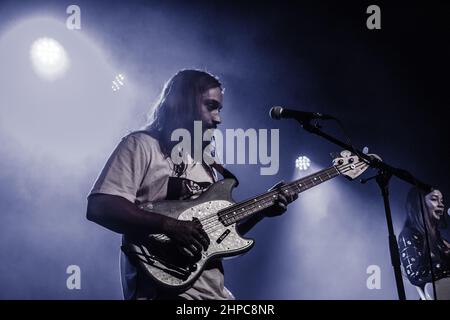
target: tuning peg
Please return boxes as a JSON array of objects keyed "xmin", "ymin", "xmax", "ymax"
[
  {"xmin": 363, "ymin": 146, "xmax": 369, "ymax": 154},
  {"xmin": 340, "ymin": 150, "xmax": 352, "ymax": 157}
]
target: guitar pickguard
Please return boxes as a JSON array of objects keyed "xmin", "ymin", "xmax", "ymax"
[{"xmin": 179, "ymin": 200, "xmax": 254, "ymax": 260}]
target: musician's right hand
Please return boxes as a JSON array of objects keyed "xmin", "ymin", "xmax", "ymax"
[{"xmin": 163, "ymin": 218, "xmax": 210, "ymax": 259}]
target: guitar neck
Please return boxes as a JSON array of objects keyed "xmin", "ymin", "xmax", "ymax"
[{"xmin": 218, "ymin": 166, "xmax": 341, "ymax": 226}]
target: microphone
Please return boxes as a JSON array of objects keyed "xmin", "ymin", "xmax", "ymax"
[{"xmin": 269, "ymin": 106, "xmax": 334, "ymax": 121}]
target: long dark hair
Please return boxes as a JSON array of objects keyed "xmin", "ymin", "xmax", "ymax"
[
  {"xmin": 145, "ymin": 69, "xmax": 222, "ymax": 157},
  {"xmin": 404, "ymin": 187, "xmax": 447, "ymax": 258}
]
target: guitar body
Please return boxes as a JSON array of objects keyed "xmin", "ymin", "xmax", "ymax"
[{"xmin": 123, "ymin": 179, "xmax": 254, "ymax": 292}]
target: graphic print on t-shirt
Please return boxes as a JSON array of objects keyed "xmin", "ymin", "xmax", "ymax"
[{"xmin": 166, "ymin": 177, "xmax": 212, "ymax": 200}]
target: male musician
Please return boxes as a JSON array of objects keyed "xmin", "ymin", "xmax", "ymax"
[{"xmin": 86, "ymin": 69, "xmax": 297, "ymax": 300}]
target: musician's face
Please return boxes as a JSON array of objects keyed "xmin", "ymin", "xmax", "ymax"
[
  {"xmin": 198, "ymin": 87, "xmax": 223, "ymax": 130},
  {"xmin": 425, "ymin": 189, "xmax": 445, "ymax": 221}
]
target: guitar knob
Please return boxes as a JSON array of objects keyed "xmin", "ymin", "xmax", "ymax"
[{"xmin": 190, "ymin": 264, "xmax": 198, "ymax": 271}]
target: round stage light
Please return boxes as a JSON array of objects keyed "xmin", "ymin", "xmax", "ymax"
[
  {"xmin": 30, "ymin": 37, "xmax": 69, "ymax": 81},
  {"xmin": 295, "ymin": 156, "xmax": 311, "ymax": 171}
]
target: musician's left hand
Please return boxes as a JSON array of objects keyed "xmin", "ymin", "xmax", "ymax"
[{"xmin": 261, "ymin": 181, "xmax": 298, "ymax": 217}]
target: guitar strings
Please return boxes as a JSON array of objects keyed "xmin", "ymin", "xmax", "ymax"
[
  {"xmin": 199, "ymin": 161, "xmax": 364, "ymax": 232},
  {"xmin": 203, "ymin": 168, "xmax": 362, "ymax": 233},
  {"xmin": 197, "ymin": 161, "xmax": 367, "ymax": 233},
  {"xmin": 199, "ymin": 161, "xmax": 362, "ymax": 227},
  {"xmin": 205, "ymin": 166, "xmax": 339, "ymax": 224}
]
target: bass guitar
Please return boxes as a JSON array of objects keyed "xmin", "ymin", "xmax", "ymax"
[{"xmin": 122, "ymin": 150, "xmax": 374, "ymax": 291}]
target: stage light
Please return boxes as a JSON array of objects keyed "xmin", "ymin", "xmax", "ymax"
[
  {"xmin": 295, "ymin": 156, "xmax": 311, "ymax": 171},
  {"xmin": 112, "ymin": 73, "xmax": 125, "ymax": 91},
  {"xmin": 30, "ymin": 37, "xmax": 69, "ymax": 81},
  {"xmin": 1, "ymin": 16, "xmax": 134, "ymax": 166}
]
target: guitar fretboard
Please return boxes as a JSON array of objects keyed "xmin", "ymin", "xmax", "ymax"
[{"xmin": 218, "ymin": 166, "xmax": 341, "ymax": 226}]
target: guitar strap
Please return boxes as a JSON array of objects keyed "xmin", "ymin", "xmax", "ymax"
[{"xmin": 210, "ymin": 162, "xmax": 239, "ymax": 187}]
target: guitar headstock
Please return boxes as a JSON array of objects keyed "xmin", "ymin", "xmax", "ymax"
[{"xmin": 332, "ymin": 150, "xmax": 378, "ymax": 180}]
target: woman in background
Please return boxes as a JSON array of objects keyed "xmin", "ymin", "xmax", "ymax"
[{"xmin": 398, "ymin": 187, "xmax": 450, "ymax": 299}]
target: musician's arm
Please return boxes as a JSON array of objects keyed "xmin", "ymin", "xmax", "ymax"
[
  {"xmin": 237, "ymin": 191, "xmax": 298, "ymax": 235},
  {"xmin": 86, "ymin": 193, "xmax": 169, "ymax": 236},
  {"xmin": 87, "ymin": 194, "xmax": 210, "ymax": 252}
]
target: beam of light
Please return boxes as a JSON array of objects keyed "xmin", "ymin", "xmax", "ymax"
[
  {"xmin": 257, "ymin": 159, "xmax": 401, "ymax": 299},
  {"xmin": 30, "ymin": 37, "xmax": 70, "ymax": 81},
  {"xmin": 0, "ymin": 16, "xmax": 135, "ymax": 167},
  {"xmin": 0, "ymin": 16, "xmax": 137, "ymax": 299},
  {"xmin": 295, "ymin": 155, "xmax": 311, "ymax": 171}
]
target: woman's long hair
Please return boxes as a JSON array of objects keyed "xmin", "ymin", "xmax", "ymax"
[
  {"xmin": 145, "ymin": 69, "xmax": 222, "ymax": 157},
  {"xmin": 404, "ymin": 187, "xmax": 447, "ymax": 258}
]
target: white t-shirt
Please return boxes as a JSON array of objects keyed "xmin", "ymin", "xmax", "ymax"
[{"xmin": 89, "ymin": 131, "xmax": 234, "ymax": 300}]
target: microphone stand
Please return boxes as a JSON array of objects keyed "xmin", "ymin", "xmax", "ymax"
[{"xmin": 294, "ymin": 117, "xmax": 432, "ymax": 300}]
